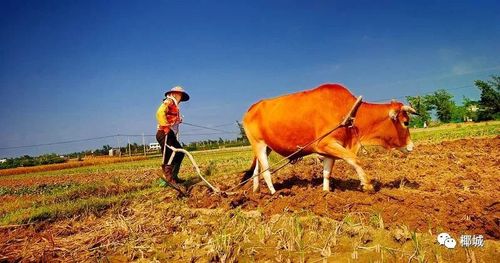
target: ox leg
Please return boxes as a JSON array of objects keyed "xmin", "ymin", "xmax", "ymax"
[
  {"xmin": 252, "ymin": 160, "xmax": 260, "ymax": 192},
  {"xmin": 322, "ymin": 157, "xmax": 334, "ymax": 191},
  {"xmin": 345, "ymin": 158, "xmax": 374, "ymax": 192},
  {"xmin": 256, "ymin": 144, "xmax": 276, "ymax": 194},
  {"xmin": 319, "ymin": 142, "xmax": 374, "ymax": 192}
]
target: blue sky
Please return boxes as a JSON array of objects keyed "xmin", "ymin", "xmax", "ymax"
[{"xmin": 1, "ymin": 0, "xmax": 499, "ymax": 157}]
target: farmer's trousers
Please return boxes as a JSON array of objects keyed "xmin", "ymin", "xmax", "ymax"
[{"xmin": 156, "ymin": 130, "xmax": 185, "ymax": 167}]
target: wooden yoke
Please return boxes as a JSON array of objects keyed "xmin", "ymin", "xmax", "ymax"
[{"xmin": 341, "ymin": 96, "xmax": 363, "ymax": 127}]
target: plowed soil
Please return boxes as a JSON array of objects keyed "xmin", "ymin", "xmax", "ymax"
[{"xmin": 188, "ymin": 137, "xmax": 500, "ymax": 239}]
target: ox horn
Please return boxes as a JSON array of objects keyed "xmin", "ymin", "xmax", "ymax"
[{"xmin": 401, "ymin": 105, "xmax": 419, "ymax": 115}]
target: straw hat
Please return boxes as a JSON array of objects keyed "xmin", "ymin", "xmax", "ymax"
[{"xmin": 165, "ymin": 86, "xmax": 190, "ymax": 102}]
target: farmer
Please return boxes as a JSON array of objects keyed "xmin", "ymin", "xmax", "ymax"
[{"xmin": 156, "ymin": 86, "xmax": 190, "ymax": 194}]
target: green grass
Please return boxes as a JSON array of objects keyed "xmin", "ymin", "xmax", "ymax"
[
  {"xmin": 0, "ymin": 187, "xmax": 161, "ymax": 225},
  {"xmin": 411, "ymin": 121, "xmax": 499, "ymax": 142},
  {"xmin": 0, "ymin": 183, "xmax": 75, "ymax": 196},
  {"xmin": 1, "ymin": 195, "xmax": 123, "ymax": 225},
  {"xmin": 0, "ymin": 174, "xmax": 158, "ymax": 224},
  {"xmin": 0, "ymin": 158, "xmax": 161, "ymax": 180}
]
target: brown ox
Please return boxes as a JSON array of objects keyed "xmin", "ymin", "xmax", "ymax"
[{"xmin": 242, "ymin": 83, "xmax": 416, "ymax": 194}]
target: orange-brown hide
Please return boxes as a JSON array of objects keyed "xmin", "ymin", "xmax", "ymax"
[{"xmin": 242, "ymin": 83, "xmax": 411, "ymax": 158}]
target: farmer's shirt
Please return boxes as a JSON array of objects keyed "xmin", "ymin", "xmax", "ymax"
[{"xmin": 156, "ymin": 96, "xmax": 181, "ymax": 133}]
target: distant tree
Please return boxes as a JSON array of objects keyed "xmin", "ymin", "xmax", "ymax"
[
  {"xmin": 93, "ymin": 145, "xmax": 112, "ymax": 156},
  {"xmin": 0, "ymin": 154, "xmax": 65, "ymax": 169},
  {"xmin": 475, "ymin": 75, "xmax": 500, "ymax": 121},
  {"xmin": 20, "ymin": 155, "xmax": 36, "ymax": 167},
  {"xmin": 451, "ymin": 105, "xmax": 467, "ymax": 122},
  {"xmin": 425, "ymin": 89, "xmax": 455, "ymax": 123},
  {"xmin": 236, "ymin": 121, "xmax": 248, "ymax": 142},
  {"xmin": 461, "ymin": 96, "xmax": 480, "ymax": 121},
  {"xmin": 37, "ymin": 153, "xmax": 65, "ymax": 165},
  {"xmin": 406, "ymin": 95, "xmax": 432, "ymax": 127}
]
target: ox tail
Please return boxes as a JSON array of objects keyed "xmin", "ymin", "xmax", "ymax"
[{"xmin": 240, "ymin": 157, "xmax": 257, "ymax": 183}]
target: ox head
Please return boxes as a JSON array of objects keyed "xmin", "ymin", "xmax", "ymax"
[{"xmin": 382, "ymin": 101, "xmax": 418, "ymax": 153}]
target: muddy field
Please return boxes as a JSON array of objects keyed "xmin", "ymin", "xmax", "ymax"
[{"xmin": 189, "ymin": 137, "xmax": 500, "ymax": 239}]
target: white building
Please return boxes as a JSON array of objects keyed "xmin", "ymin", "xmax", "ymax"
[
  {"xmin": 108, "ymin": 148, "xmax": 122, "ymax": 157},
  {"xmin": 148, "ymin": 142, "xmax": 161, "ymax": 151}
]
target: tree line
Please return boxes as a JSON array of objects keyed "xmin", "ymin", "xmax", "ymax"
[
  {"xmin": 406, "ymin": 75, "xmax": 499, "ymax": 127},
  {"xmin": 0, "ymin": 154, "xmax": 66, "ymax": 169},
  {"xmin": 65, "ymin": 144, "xmax": 144, "ymax": 158},
  {"xmin": 183, "ymin": 137, "xmax": 248, "ymax": 151}
]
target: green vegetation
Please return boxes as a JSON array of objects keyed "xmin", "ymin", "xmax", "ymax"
[
  {"xmin": 0, "ymin": 153, "xmax": 66, "ymax": 169},
  {"xmin": 2, "ymin": 195, "xmax": 124, "ymax": 225},
  {"xmin": 183, "ymin": 138, "xmax": 248, "ymax": 151},
  {"xmin": 411, "ymin": 121, "xmax": 499, "ymax": 142},
  {"xmin": 65, "ymin": 144, "xmax": 143, "ymax": 158},
  {"xmin": 0, "ymin": 176, "xmax": 156, "ymax": 225},
  {"xmin": 407, "ymin": 75, "xmax": 500, "ymax": 127},
  {"xmin": 475, "ymin": 75, "xmax": 500, "ymax": 121},
  {"xmin": 425, "ymin": 89, "xmax": 456, "ymax": 123}
]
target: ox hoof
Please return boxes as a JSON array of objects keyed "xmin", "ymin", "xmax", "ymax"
[{"xmin": 362, "ymin": 184, "xmax": 375, "ymax": 193}]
